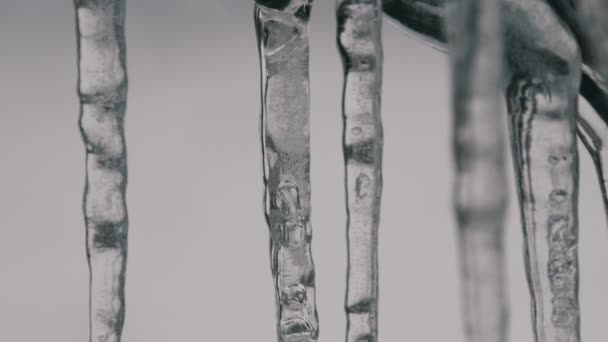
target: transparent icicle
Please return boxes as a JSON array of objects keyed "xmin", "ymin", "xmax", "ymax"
[
  {"xmin": 506, "ymin": 14, "xmax": 582, "ymax": 342},
  {"xmin": 254, "ymin": 1, "xmax": 319, "ymax": 342},
  {"xmin": 445, "ymin": 0, "xmax": 508, "ymax": 341},
  {"xmin": 75, "ymin": 1, "xmax": 129, "ymax": 342},
  {"xmin": 336, "ymin": 1, "xmax": 383, "ymax": 342},
  {"xmin": 509, "ymin": 80, "xmax": 581, "ymax": 342}
]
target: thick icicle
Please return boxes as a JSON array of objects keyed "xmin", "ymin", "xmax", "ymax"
[
  {"xmin": 74, "ymin": 1, "xmax": 129, "ymax": 342},
  {"xmin": 336, "ymin": 1, "xmax": 383, "ymax": 342},
  {"xmin": 505, "ymin": 4, "xmax": 582, "ymax": 339},
  {"xmin": 254, "ymin": 1, "xmax": 319, "ymax": 342},
  {"xmin": 445, "ymin": 0, "xmax": 508, "ymax": 341}
]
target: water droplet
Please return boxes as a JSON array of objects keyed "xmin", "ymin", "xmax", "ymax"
[{"xmin": 352, "ymin": 126, "xmax": 362, "ymax": 135}]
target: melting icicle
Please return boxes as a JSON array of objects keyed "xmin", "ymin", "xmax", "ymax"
[
  {"xmin": 254, "ymin": 1, "xmax": 319, "ymax": 341},
  {"xmin": 75, "ymin": 1, "xmax": 129, "ymax": 342},
  {"xmin": 508, "ymin": 76, "xmax": 581, "ymax": 342},
  {"xmin": 384, "ymin": 2, "xmax": 587, "ymax": 340},
  {"xmin": 336, "ymin": 1, "xmax": 383, "ymax": 342},
  {"xmin": 445, "ymin": 0, "xmax": 508, "ymax": 341},
  {"xmin": 505, "ymin": 4, "xmax": 582, "ymax": 338}
]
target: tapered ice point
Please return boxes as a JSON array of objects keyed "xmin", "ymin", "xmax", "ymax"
[
  {"xmin": 445, "ymin": 0, "xmax": 508, "ymax": 341},
  {"xmin": 74, "ymin": 1, "xmax": 129, "ymax": 342},
  {"xmin": 336, "ymin": 1, "xmax": 383, "ymax": 342},
  {"xmin": 254, "ymin": 1, "xmax": 319, "ymax": 341}
]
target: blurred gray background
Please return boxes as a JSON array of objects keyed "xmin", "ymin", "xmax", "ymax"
[{"xmin": 1, "ymin": 1, "xmax": 608, "ymax": 341}]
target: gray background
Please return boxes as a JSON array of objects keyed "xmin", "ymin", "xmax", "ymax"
[{"xmin": 1, "ymin": 0, "xmax": 608, "ymax": 341}]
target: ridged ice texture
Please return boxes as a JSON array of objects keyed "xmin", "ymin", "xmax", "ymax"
[
  {"xmin": 445, "ymin": 0, "xmax": 508, "ymax": 341},
  {"xmin": 75, "ymin": 1, "xmax": 128, "ymax": 342},
  {"xmin": 254, "ymin": 1, "xmax": 319, "ymax": 342},
  {"xmin": 336, "ymin": 1, "xmax": 383, "ymax": 342},
  {"xmin": 506, "ymin": 9, "xmax": 582, "ymax": 338},
  {"xmin": 509, "ymin": 78, "xmax": 581, "ymax": 342}
]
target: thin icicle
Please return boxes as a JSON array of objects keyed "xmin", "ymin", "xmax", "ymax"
[
  {"xmin": 74, "ymin": 1, "xmax": 129, "ymax": 342},
  {"xmin": 560, "ymin": 0, "xmax": 608, "ymax": 225},
  {"xmin": 578, "ymin": 75, "xmax": 608, "ymax": 218},
  {"xmin": 254, "ymin": 1, "xmax": 318, "ymax": 342},
  {"xmin": 445, "ymin": 0, "xmax": 508, "ymax": 341},
  {"xmin": 336, "ymin": 1, "xmax": 383, "ymax": 342}
]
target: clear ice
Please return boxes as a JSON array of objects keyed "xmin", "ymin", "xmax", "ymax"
[
  {"xmin": 382, "ymin": 1, "xmax": 593, "ymax": 341},
  {"xmin": 336, "ymin": 1, "xmax": 383, "ymax": 342},
  {"xmin": 445, "ymin": 0, "xmax": 509, "ymax": 341},
  {"xmin": 505, "ymin": 3, "xmax": 582, "ymax": 340},
  {"xmin": 254, "ymin": 1, "xmax": 319, "ymax": 341},
  {"xmin": 75, "ymin": 1, "xmax": 129, "ymax": 342}
]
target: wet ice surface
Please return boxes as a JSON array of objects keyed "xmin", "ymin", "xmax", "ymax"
[
  {"xmin": 336, "ymin": 1, "xmax": 383, "ymax": 342},
  {"xmin": 75, "ymin": 1, "xmax": 129, "ymax": 342},
  {"xmin": 508, "ymin": 76, "xmax": 581, "ymax": 342},
  {"xmin": 503, "ymin": 5, "xmax": 583, "ymax": 339},
  {"xmin": 255, "ymin": 1, "xmax": 318, "ymax": 341}
]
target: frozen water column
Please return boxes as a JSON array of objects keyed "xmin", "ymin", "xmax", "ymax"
[
  {"xmin": 74, "ymin": 1, "xmax": 129, "ymax": 342},
  {"xmin": 504, "ymin": 1, "xmax": 582, "ymax": 341},
  {"xmin": 254, "ymin": 1, "xmax": 319, "ymax": 342},
  {"xmin": 445, "ymin": 0, "xmax": 509, "ymax": 341},
  {"xmin": 336, "ymin": 1, "xmax": 383, "ymax": 342}
]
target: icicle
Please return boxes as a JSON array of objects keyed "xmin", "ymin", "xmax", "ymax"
[
  {"xmin": 508, "ymin": 78, "xmax": 581, "ymax": 342},
  {"xmin": 254, "ymin": 1, "xmax": 318, "ymax": 342},
  {"xmin": 336, "ymin": 1, "xmax": 383, "ymax": 342},
  {"xmin": 505, "ymin": 5, "xmax": 582, "ymax": 339},
  {"xmin": 578, "ymin": 75, "xmax": 608, "ymax": 218},
  {"xmin": 74, "ymin": 1, "xmax": 129, "ymax": 342},
  {"xmin": 445, "ymin": 0, "xmax": 508, "ymax": 341}
]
